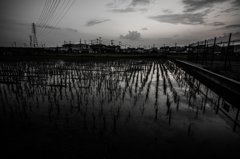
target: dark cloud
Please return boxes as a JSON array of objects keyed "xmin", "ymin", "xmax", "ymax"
[
  {"xmin": 232, "ymin": 0, "xmax": 240, "ymax": 7},
  {"xmin": 108, "ymin": 0, "xmax": 152, "ymax": 13},
  {"xmin": 213, "ymin": 22, "xmax": 225, "ymax": 26},
  {"xmin": 36, "ymin": 25, "xmax": 61, "ymax": 30},
  {"xmin": 219, "ymin": 0, "xmax": 240, "ymax": 13},
  {"xmin": 221, "ymin": 7, "xmax": 239, "ymax": 13},
  {"xmin": 120, "ymin": 31, "xmax": 141, "ymax": 40},
  {"xmin": 216, "ymin": 24, "xmax": 240, "ymax": 30},
  {"xmin": 205, "ymin": 22, "xmax": 225, "ymax": 26},
  {"xmin": 130, "ymin": 0, "xmax": 153, "ymax": 7},
  {"xmin": 106, "ymin": 0, "xmax": 127, "ymax": 8},
  {"xmin": 149, "ymin": 12, "xmax": 207, "ymax": 25},
  {"xmin": 65, "ymin": 28, "xmax": 78, "ymax": 32},
  {"xmin": 162, "ymin": 9, "xmax": 173, "ymax": 14},
  {"xmin": 142, "ymin": 28, "xmax": 148, "ymax": 30},
  {"xmin": 214, "ymin": 14, "xmax": 221, "ymax": 17},
  {"xmin": 182, "ymin": 0, "xmax": 227, "ymax": 12},
  {"xmin": 111, "ymin": 7, "xmax": 147, "ymax": 13},
  {"xmin": 223, "ymin": 24, "xmax": 240, "ymax": 29},
  {"xmin": 86, "ymin": 19, "xmax": 110, "ymax": 26},
  {"xmin": 111, "ymin": 7, "xmax": 136, "ymax": 13}
]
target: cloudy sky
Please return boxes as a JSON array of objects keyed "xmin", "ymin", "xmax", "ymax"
[{"xmin": 0, "ymin": 0, "xmax": 240, "ymax": 48}]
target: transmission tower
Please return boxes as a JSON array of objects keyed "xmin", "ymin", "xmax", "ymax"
[
  {"xmin": 29, "ymin": 35, "xmax": 32, "ymax": 47},
  {"xmin": 32, "ymin": 23, "xmax": 38, "ymax": 47}
]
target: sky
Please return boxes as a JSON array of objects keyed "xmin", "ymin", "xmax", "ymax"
[{"xmin": 0, "ymin": 0, "xmax": 240, "ymax": 48}]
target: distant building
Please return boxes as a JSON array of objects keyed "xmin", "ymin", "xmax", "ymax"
[{"xmin": 62, "ymin": 43, "xmax": 90, "ymax": 53}]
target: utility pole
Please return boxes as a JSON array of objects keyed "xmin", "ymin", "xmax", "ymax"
[
  {"xmin": 224, "ymin": 33, "xmax": 232, "ymax": 70},
  {"xmin": 32, "ymin": 23, "xmax": 38, "ymax": 47}
]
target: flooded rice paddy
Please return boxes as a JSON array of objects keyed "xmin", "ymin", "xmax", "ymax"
[{"xmin": 0, "ymin": 58, "xmax": 240, "ymax": 158}]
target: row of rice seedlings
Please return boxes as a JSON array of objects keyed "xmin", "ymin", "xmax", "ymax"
[{"xmin": 1, "ymin": 59, "xmax": 189, "ymax": 137}]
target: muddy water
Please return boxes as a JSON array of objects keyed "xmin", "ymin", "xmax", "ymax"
[{"xmin": 0, "ymin": 58, "xmax": 239, "ymax": 158}]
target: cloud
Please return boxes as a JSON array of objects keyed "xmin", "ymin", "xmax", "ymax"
[
  {"xmin": 232, "ymin": 0, "xmax": 240, "ymax": 7},
  {"xmin": 129, "ymin": 0, "xmax": 153, "ymax": 7},
  {"xmin": 142, "ymin": 28, "xmax": 148, "ymax": 30},
  {"xmin": 220, "ymin": 0, "xmax": 240, "ymax": 13},
  {"xmin": 212, "ymin": 22, "xmax": 225, "ymax": 26},
  {"xmin": 111, "ymin": 7, "xmax": 148, "ymax": 13},
  {"xmin": 216, "ymin": 24, "xmax": 240, "ymax": 30},
  {"xmin": 120, "ymin": 31, "xmax": 141, "ymax": 40},
  {"xmin": 206, "ymin": 22, "xmax": 225, "ymax": 26},
  {"xmin": 149, "ymin": 12, "xmax": 207, "ymax": 25},
  {"xmin": 223, "ymin": 24, "xmax": 240, "ymax": 29},
  {"xmin": 106, "ymin": 0, "xmax": 127, "ymax": 8},
  {"xmin": 111, "ymin": 7, "xmax": 136, "ymax": 13},
  {"xmin": 65, "ymin": 28, "xmax": 78, "ymax": 32},
  {"xmin": 86, "ymin": 19, "xmax": 110, "ymax": 26},
  {"xmin": 214, "ymin": 14, "xmax": 221, "ymax": 17},
  {"xmin": 162, "ymin": 9, "xmax": 173, "ymax": 14},
  {"xmin": 36, "ymin": 25, "xmax": 61, "ymax": 30},
  {"xmin": 182, "ymin": 0, "xmax": 227, "ymax": 12},
  {"xmin": 221, "ymin": 7, "xmax": 239, "ymax": 13}
]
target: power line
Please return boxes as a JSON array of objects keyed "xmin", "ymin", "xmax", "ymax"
[
  {"xmin": 37, "ymin": 0, "xmax": 54, "ymax": 27},
  {"xmin": 36, "ymin": 0, "xmax": 49, "ymax": 25},
  {"xmin": 38, "ymin": 0, "xmax": 71, "ymax": 36},
  {"xmin": 38, "ymin": 0, "xmax": 76, "ymax": 37},
  {"xmin": 37, "ymin": 0, "xmax": 60, "ymax": 35}
]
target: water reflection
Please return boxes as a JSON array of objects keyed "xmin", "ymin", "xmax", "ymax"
[{"xmin": 0, "ymin": 58, "xmax": 239, "ymax": 158}]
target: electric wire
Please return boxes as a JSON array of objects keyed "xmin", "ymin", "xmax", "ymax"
[
  {"xmin": 37, "ymin": 0, "xmax": 54, "ymax": 27},
  {"xmin": 38, "ymin": 0, "xmax": 71, "ymax": 36},
  {"xmin": 37, "ymin": 0, "xmax": 60, "ymax": 35},
  {"xmin": 36, "ymin": 0, "xmax": 49, "ymax": 25},
  {"xmin": 38, "ymin": 0, "xmax": 76, "ymax": 37}
]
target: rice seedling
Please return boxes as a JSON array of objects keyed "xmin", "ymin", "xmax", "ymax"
[
  {"xmin": 166, "ymin": 93, "xmax": 172, "ymax": 115},
  {"xmin": 168, "ymin": 109, "xmax": 172, "ymax": 126},
  {"xmin": 154, "ymin": 103, "xmax": 159, "ymax": 122},
  {"xmin": 125, "ymin": 110, "xmax": 131, "ymax": 123},
  {"xmin": 176, "ymin": 96, "xmax": 180, "ymax": 112}
]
